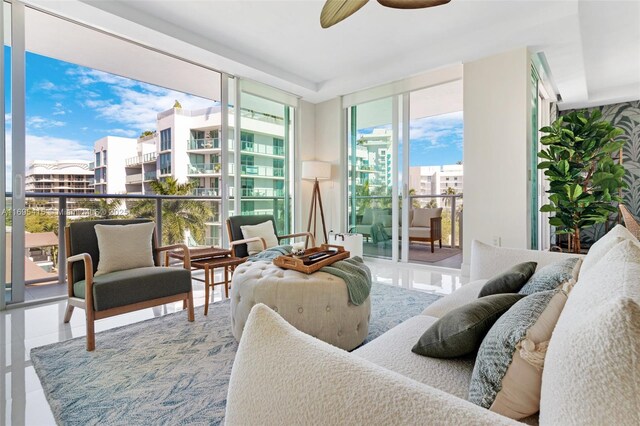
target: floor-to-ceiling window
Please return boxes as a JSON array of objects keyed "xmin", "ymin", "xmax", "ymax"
[{"xmin": 345, "ymin": 77, "xmax": 464, "ymax": 268}]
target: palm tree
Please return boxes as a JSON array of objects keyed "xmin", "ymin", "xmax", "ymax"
[
  {"xmin": 442, "ymin": 186, "xmax": 457, "ymax": 207},
  {"xmin": 129, "ymin": 178, "xmax": 213, "ymax": 245}
]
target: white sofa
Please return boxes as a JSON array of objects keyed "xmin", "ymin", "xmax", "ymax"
[{"xmin": 225, "ymin": 228, "xmax": 640, "ymax": 425}]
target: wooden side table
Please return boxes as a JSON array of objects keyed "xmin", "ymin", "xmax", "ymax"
[{"xmin": 191, "ymin": 256, "xmax": 245, "ymax": 315}]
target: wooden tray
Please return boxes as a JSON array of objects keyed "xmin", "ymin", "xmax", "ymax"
[{"xmin": 273, "ymin": 244, "xmax": 350, "ymax": 274}]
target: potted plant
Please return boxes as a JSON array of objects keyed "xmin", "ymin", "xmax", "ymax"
[{"xmin": 538, "ymin": 109, "xmax": 626, "ymax": 253}]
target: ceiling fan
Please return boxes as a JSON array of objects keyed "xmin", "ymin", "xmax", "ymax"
[{"xmin": 320, "ymin": 0, "xmax": 451, "ymax": 28}]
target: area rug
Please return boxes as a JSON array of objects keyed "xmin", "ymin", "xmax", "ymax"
[{"xmin": 31, "ymin": 282, "xmax": 441, "ymax": 425}]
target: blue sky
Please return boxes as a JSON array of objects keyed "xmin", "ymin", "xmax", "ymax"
[
  {"xmin": 357, "ymin": 111, "xmax": 463, "ymax": 166},
  {"xmin": 6, "ymin": 50, "xmax": 213, "ymax": 168},
  {"xmin": 6, "ymin": 50, "xmax": 462, "ymax": 170}
]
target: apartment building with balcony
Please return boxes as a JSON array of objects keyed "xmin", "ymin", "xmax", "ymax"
[
  {"xmin": 94, "ymin": 103, "xmax": 289, "ymax": 245},
  {"xmin": 25, "ymin": 160, "xmax": 95, "ymax": 211},
  {"xmin": 409, "ymin": 164, "xmax": 464, "ymax": 206},
  {"xmin": 353, "ymin": 129, "xmax": 392, "ymax": 190}
]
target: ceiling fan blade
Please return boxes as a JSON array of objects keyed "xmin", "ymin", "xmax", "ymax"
[
  {"xmin": 377, "ymin": 0, "xmax": 450, "ymax": 9},
  {"xmin": 320, "ymin": 0, "xmax": 369, "ymax": 28}
]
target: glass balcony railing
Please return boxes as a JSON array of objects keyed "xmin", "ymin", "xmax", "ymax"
[
  {"xmin": 188, "ymin": 138, "xmax": 220, "ymax": 150},
  {"xmin": 192, "ymin": 187, "xmax": 220, "ymax": 197},
  {"xmin": 125, "ymin": 152, "xmax": 157, "ymax": 166},
  {"xmin": 126, "ymin": 174, "xmax": 143, "ymax": 184},
  {"xmin": 240, "ymin": 165, "xmax": 284, "ymax": 177},
  {"xmin": 144, "ymin": 171, "xmax": 157, "ymax": 181},
  {"xmin": 188, "ymin": 163, "xmax": 221, "ymax": 175},
  {"xmin": 241, "ymin": 143, "xmax": 285, "ymax": 157},
  {"xmin": 241, "ymin": 188, "xmax": 285, "ymax": 197}
]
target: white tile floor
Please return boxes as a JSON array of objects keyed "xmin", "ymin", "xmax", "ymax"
[{"xmin": 1, "ymin": 261, "xmax": 465, "ymax": 426}]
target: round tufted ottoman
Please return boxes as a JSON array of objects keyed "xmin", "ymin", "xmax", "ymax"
[{"xmin": 230, "ymin": 260, "xmax": 371, "ymax": 351}]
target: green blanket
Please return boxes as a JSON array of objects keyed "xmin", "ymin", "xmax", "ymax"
[
  {"xmin": 320, "ymin": 256, "xmax": 372, "ymax": 306},
  {"xmin": 247, "ymin": 247, "xmax": 372, "ymax": 306}
]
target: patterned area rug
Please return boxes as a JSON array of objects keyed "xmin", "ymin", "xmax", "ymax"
[{"xmin": 31, "ymin": 282, "xmax": 441, "ymax": 425}]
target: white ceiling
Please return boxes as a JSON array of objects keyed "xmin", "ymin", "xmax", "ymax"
[{"xmin": 39, "ymin": 0, "xmax": 640, "ymax": 108}]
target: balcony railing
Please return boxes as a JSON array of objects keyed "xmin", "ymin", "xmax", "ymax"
[
  {"xmin": 126, "ymin": 174, "xmax": 143, "ymax": 184},
  {"xmin": 192, "ymin": 187, "xmax": 220, "ymax": 197},
  {"xmin": 126, "ymin": 152, "xmax": 158, "ymax": 166},
  {"xmin": 241, "ymin": 165, "xmax": 284, "ymax": 178},
  {"xmin": 241, "ymin": 143, "xmax": 285, "ymax": 156},
  {"xmin": 188, "ymin": 163, "xmax": 221, "ymax": 175},
  {"xmin": 188, "ymin": 138, "xmax": 220, "ymax": 150},
  {"xmin": 350, "ymin": 194, "xmax": 463, "ymax": 248},
  {"xmin": 241, "ymin": 188, "xmax": 285, "ymax": 197},
  {"xmin": 144, "ymin": 171, "xmax": 157, "ymax": 181}
]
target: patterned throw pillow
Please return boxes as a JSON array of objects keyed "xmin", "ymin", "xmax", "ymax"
[
  {"xmin": 469, "ymin": 288, "xmax": 569, "ymax": 419},
  {"xmin": 518, "ymin": 258, "xmax": 581, "ymax": 296}
]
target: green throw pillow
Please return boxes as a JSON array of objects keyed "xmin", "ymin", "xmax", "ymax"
[
  {"xmin": 478, "ymin": 262, "xmax": 538, "ymax": 297},
  {"xmin": 412, "ymin": 293, "xmax": 525, "ymax": 359}
]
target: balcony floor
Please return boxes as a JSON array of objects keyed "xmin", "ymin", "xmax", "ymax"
[{"xmin": 363, "ymin": 241, "xmax": 463, "ymax": 269}]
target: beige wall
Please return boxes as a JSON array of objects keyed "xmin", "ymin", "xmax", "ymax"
[
  {"xmin": 462, "ymin": 48, "xmax": 532, "ymax": 275},
  {"xmin": 313, "ymin": 98, "xmax": 344, "ymax": 236},
  {"xmin": 296, "ymin": 100, "xmax": 316, "ymax": 232}
]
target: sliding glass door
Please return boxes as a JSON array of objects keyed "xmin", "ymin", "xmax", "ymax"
[
  {"xmin": 346, "ymin": 80, "xmax": 463, "ymax": 268},
  {"xmin": 347, "ymin": 97, "xmax": 395, "ymax": 260}
]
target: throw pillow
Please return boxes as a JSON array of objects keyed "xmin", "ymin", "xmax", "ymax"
[
  {"xmin": 469, "ymin": 288, "xmax": 569, "ymax": 419},
  {"xmin": 412, "ymin": 293, "xmax": 525, "ymax": 359},
  {"xmin": 540, "ymin": 298, "xmax": 640, "ymax": 425},
  {"xmin": 241, "ymin": 221, "xmax": 278, "ymax": 255},
  {"xmin": 580, "ymin": 224, "xmax": 637, "ymax": 273},
  {"xmin": 518, "ymin": 257, "xmax": 581, "ymax": 296},
  {"xmin": 94, "ymin": 222, "xmax": 155, "ymax": 276},
  {"xmin": 411, "ymin": 208, "xmax": 442, "ymax": 227},
  {"xmin": 478, "ymin": 262, "xmax": 537, "ymax": 297}
]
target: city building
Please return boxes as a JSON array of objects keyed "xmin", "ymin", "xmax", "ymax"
[
  {"xmin": 409, "ymin": 164, "xmax": 464, "ymax": 207},
  {"xmin": 353, "ymin": 129, "xmax": 392, "ymax": 190},
  {"xmin": 25, "ymin": 160, "xmax": 95, "ymax": 212},
  {"xmin": 94, "ymin": 102, "xmax": 290, "ymax": 245}
]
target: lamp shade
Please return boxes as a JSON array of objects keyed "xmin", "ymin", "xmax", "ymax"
[{"xmin": 302, "ymin": 161, "xmax": 331, "ymax": 180}]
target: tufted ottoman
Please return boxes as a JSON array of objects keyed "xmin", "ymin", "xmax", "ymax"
[{"xmin": 230, "ymin": 260, "xmax": 371, "ymax": 351}]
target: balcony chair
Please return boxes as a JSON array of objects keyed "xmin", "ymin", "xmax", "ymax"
[
  {"xmin": 408, "ymin": 207, "xmax": 443, "ymax": 253},
  {"xmin": 226, "ymin": 215, "xmax": 316, "ymax": 258},
  {"xmin": 63, "ymin": 219, "xmax": 194, "ymax": 351}
]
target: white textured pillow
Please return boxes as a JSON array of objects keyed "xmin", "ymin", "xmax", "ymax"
[
  {"xmin": 225, "ymin": 304, "xmax": 519, "ymax": 426},
  {"xmin": 580, "ymin": 224, "xmax": 637, "ymax": 273},
  {"xmin": 94, "ymin": 222, "xmax": 155, "ymax": 276},
  {"xmin": 541, "ymin": 240, "xmax": 640, "ymax": 424},
  {"xmin": 540, "ymin": 298, "xmax": 640, "ymax": 425},
  {"xmin": 411, "ymin": 208, "xmax": 442, "ymax": 227},
  {"xmin": 240, "ymin": 221, "xmax": 278, "ymax": 255}
]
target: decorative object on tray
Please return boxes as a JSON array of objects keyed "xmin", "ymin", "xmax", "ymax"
[{"xmin": 273, "ymin": 244, "xmax": 350, "ymax": 274}]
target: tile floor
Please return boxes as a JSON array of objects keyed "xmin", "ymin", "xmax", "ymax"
[{"xmin": 1, "ymin": 261, "xmax": 465, "ymax": 426}]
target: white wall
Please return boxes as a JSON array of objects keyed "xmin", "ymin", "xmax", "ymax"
[
  {"xmin": 296, "ymin": 100, "xmax": 316, "ymax": 233},
  {"xmin": 313, "ymin": 98, "xmax": 344, "ymax": 237},
  {"xmin": 462, "ymin": 48, "xmax": 532, "ymax": 275}
]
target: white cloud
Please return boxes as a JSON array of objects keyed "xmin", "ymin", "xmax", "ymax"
[
  {"xmin": 37, "ymin": 80, "xmax": 56, "ymax": 91},
  {"xmin": 27, "ymin": 116, "xmax": 66, "ymax": 129},
  {"xmin": 108, "ymin": 128, "xmax": 138, "ymax": 137},
  {"xmin": 52, "ymin": 102, "xmax": 69, "ymax": 116},
  {"xmin": 409, "ymin": 111, "xmax": 463, "ymax": 151},
  {"xmin": 26, "ymin": 134, "xmax": 93, "ymax": 165}
]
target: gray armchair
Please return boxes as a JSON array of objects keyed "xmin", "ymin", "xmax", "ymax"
[
  {"xmin": 63, "ymin": 219, "xmax": 195, "ymax": 351},
  {"xmin": 226, "ymin": 215, "xmax": 316, "ymax": 258}
]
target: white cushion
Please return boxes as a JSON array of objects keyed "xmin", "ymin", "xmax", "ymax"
[
  {"xmin": 353, "ymin": 315, "xmax": 476, "ymax": 399},
  {"xmin": 421, "ymin": 279, "xmax": 488, "ymax": 318},
  {"xmin": 579, "ymin": 224, "xmax": 637, "ymax": 274},
  {"xmin": 225, "ymin": 304, "xmax": 519, "ymax": 426},
  {"xmin": 240, "ymin": 220, "xmax": 278, "ymax": 255},
  {"xmin": 470, "ymin": 240, "xmax": 583, "ymax": 282},
  {"xmin": 94, "ymin": 222, "xmax": 155, "ymax": 276},
  {"xmin": 411, "ymin": 208, "xmax": 442, "ymax": 227},
  {"xmin": 541, "ymin": 239, "xmax": 640, "ymax": 425}
]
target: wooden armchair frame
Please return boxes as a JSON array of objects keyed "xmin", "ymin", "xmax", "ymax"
[
  {"xmin": 408, "ymin": 216, "xmax": 443, "ymax": 253},
  {"xmin": 63, "ymin": 226, "xmax": 195, "ymax": 351},
  {"xmin": 226, "ymin": 218, "xmax": 316, "ymax": 258}
]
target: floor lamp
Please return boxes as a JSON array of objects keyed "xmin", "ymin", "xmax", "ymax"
[{"xmin": 302, "ymin": 161, "xmax": 331, "ymax": 245}]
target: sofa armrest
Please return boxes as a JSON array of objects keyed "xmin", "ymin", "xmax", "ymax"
[
  {"xmin": 155, "ymin": 243, "xmax": 190, "ymax": 268},
  {"xmin": 225, "ymin": 304, "xmax": 519, "ymax": 426},
  {"xmin": 278, "ymin": 231, "xmax": 316, "ymax": 248},
  {"xmin": 421, "ymin": 279, "xmax": 488, "ymax": 318},
  {"xmin": 66, "ymin": 253, "xmax": 94, "ymax": 304}
]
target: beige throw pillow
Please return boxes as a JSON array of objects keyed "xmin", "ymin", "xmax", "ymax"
[
  {"xmin": 94, "ymin": 222, "xmax": 155, "ymax": 276},
  {"xmin": 241, "ymin": 221, "xmax": 278, "ymax": 255},
  {"xmin": 411, "ymin": 208, "xmax": 442, "ymax": 227},
  {"xmin": 580, "ymin": 224, "xmax": 637, "ymax": 274}
]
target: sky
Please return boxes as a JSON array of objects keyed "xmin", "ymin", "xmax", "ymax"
[
  {"xmin": 5, "ymin": 50, "xmax": 462, "ymax": 177},
  {"xmin": 5, "ymin": 49, "xmax": 215, "ymax": 170},
  {"xmin": 357, "ymin": 111, "xmax": 463, "ymax": 167}
]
